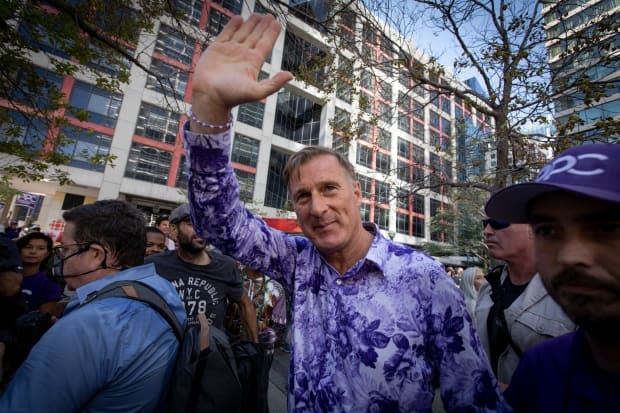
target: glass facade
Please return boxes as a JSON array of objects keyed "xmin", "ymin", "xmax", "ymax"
[
  {"xmin": 135, "ymin": 103, "xmax": 180, "ymax": 145},
  {"xmin": 125, "ymin": 143, "xmax": 172, "ymax": 184},
  {"xmin": 69, "ymin": 81, "xmax": 122, "ymax": 128},
  {"xmin": 273, "ymin": 89, "xmax": 322, "ymax": 145}
]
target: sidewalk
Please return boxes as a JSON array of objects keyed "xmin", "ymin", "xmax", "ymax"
[{"xmin": 267, "ymin": 348, "xmax": 290, "ymax": 413}]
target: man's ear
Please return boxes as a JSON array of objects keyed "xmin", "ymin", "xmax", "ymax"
[
  {"xmin": 169, "ymin": 224, "xmax": 178, "ymax": 242},
  {"xmin": 89, "ymin": 243, "xmax": 108, "ymax": 266}
]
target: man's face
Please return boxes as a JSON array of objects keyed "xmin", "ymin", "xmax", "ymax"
[
  {"xmin": 529, "ymin": 192, "xmax": 620, "ymax": 334},
  {"xmin": 57, "ymin": 222, "xmax": 100, "ymax": 290},
  {"xmin": 173, "ymin": 219, "xmax": 206, "ymax": 253},
  {"xmin": 483, "ymin": 221, "xmax": 533, "ymax": 261},
  {"xmin": 157, "ymin": 219, "xmax": 170, "ymax": 235},
  {"xmin": 289, "ymin": 154, "xmax": 363, "ymax": 258},
  {"xmin": 145, "ymin": 232, "xmax": 166, "ymax": 256}
]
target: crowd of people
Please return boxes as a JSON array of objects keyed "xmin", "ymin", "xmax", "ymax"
[{"xmin": 0, "ymin": 13, "xmax": 617, "ymax": 413}]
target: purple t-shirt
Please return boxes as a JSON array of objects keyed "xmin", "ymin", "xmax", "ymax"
[{"xmin": 21, "ymin": 271, "xmax": 63, "ymax": 311}]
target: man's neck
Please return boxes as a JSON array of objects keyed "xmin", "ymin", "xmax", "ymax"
[
  {"xmin": 585, "ymin": 331, "xmax": 620, "ymax": 374},
  {"xmin": 177, "ymin": 248, "xmax": 211, "ymax": 266},
  {"xmin": 505, "ymin": 258, "xmax": 536, "ymax": 285}
]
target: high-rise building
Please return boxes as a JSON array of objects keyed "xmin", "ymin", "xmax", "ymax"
[
  {"xmin": 2, "ymin": 0, "xmax": 490, "ymax": 248},
  {"xmin": 543, "ymin": 0, "xmax": 619, "ymax": 142}
]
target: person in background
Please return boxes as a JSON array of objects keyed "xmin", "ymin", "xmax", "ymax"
[
  {"xmin": 145, "ymin": 226, "xmax": 167, "ymax": 257},
  {"xmin": 15, "ymin": 232, "xmax": 62, "ymax": 315},
  {"xmin": 486, "ymin": 144, "xmax": 620, "ymax": 412},
  {"xmin": 476, "ymin": 218, "xmax": 575, "ymax": 389},
  {"xmin": 461, "ymin": 266, "xmax": 485, "ymax": 318},
  {"xmin": 155, "ymin": 214, "xmax": 175, "ymax": 251},
  {"xmin": 182, "ymin": 14, "xmax": 507, "ymax": 412},
  {"xmin": 147, "ymin": 204, "xmax": 258, "ymax": 341},
  {"xmin": 0, "ymin": 200, "xmax": 186, "ymax": 411},
  {"xmin": 0, "ymin": 236, "xmax": 27, "ymax": 390}
]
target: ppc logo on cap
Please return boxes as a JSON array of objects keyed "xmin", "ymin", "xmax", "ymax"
[{"xmin": 485, "ymin": 144, "xmax": 620, "ymax": 223}]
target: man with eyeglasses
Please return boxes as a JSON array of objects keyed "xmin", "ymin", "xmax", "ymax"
[
  {"xmin": 475, "ymin": 214, "xmax": 575, "ymax": 389},
  {"xmin": 0, "ymin": 200, "xmax": 186, "ymax": 412},
  {"xmin": 486, "ymin": 144, "xmax": 620, "ymax": 412}
]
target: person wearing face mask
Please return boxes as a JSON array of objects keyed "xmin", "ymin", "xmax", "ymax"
[
  {"xmin": 0, "ymin": 200, "xmax": 186, "ymax": 412},
  {"xmin": 15, "ymin": 232, "xmax": 62, "ymax": 315}
]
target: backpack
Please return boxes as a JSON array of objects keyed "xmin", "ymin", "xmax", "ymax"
[{"xmin": 84, "ymin": 280, "xmax": 269, "ymax": 413}]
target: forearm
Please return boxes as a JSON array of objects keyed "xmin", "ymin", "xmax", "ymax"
[{"xmin": 238, "ymin": 294, "xmax": 258, "ymax": 342}]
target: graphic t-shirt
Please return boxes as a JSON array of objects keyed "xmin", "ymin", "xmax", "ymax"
[
  {"xmin": 21, "ymin": 271, "xmax": 63, "ymax": 311},
  {"xmin": 146, "ymin": 250, "xmax": 243, "ymax": 328}
]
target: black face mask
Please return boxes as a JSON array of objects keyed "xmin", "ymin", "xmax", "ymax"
[{"xmin": 51, "ymin": 242, "xmax": 107, "ymax": 283}]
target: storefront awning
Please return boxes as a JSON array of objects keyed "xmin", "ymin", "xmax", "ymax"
[{"xmin": 263, "ymin": 218, "xmax": 303, "ymax": 234}]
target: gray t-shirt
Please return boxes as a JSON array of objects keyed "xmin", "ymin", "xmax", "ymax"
[{"xmin": 146, "ymin": 250, "xmax": 242, "ymax": 328}]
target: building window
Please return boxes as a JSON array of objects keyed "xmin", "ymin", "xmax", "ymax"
[
  {"xmin": 397, "ymin": 160, "xmax": 409, "ymax": 182},
  {"xmin": 378, "ymin": 79, "xmax": 392, "ymax": 101},
  {"xmin": 356, "ymin": 144, "xmax": 373, "ymax": 168},
  {"xmin": 336, "ymin": 78, "xmax": 353, "ymax": 103},
  {"xmin": 135, "ymin": 103, "xmax": 180, "ymax": 145},
  {"xmin": 206, "ymin": 8, "xmax": 231, "ymax": 37},
  {"xmin": 232, "ymin": 133, "xmax": 260, "ymax": 167},
  {"xmin": 238, "ymin": 101, "xmax": 265, "ymax": 129},
  {"xmin": 212, "ymin": 0, "xmax": 242, "ymax": 14},
  {"xmin": 173, "ymin": 0, "xmax": 203, "ymax": 26},
  {"xmin": 357, "ymin": 174, "xmax": 372, "ymax": 199},
  {"xmin": 376, "ymin": 180, "xmax": 390, "ymax": 204},
  {"xmin": 413, "ymin": 144, "xmax": 425, "ymax": 164},
  {"xmin": 377, "ymin": 128, "xmax": 391, "ymax": 151},
  {"xmin": 282, "ymin": 31, "xmax": 327, "ymax": 84},
  {"xmin": 413, "ymin": 216, "xmax": 425, "ymax": 238},
  {"xmin": 264, "ymin": 148, "xmax": 290, "ymax": 210},
  {"xmin": 19, "ymin": 21, "xmax": 70, "ymax": 59},
  {"xmin": 59, "ymin": 127, "xmax": 112, "ymax": 172},
  {"xmin": 413, "ymin": 194, "xmax": 425, "ymax": 214},
  {"xmin": 62, "ymin": 194, "xmax": 85, "ymax": 210},
  {"xmin": 396, "ymin": 212, "xmax": 409, "ymax": 234},
  {"xmin": 69, "ymin": 81, "xmax": 122, "ymax": 128},
  {"xmin": 2, "ymin": 110, "xmax": 47, "ymax": 149},
  {"xmin": 360, "ymin": 203, "xmax": 370, "ymax": 222},
  {"xmin": 176, "ymin": 155, "xmax": 188, "ymax": 188},
  {"xmin": 155, "ymin": 24, "xmax": 195, "ymax": 65},
  {"xmin": 11, "ymin": 68, "xmax": 64, "ymax": 110},
  {"xmin": 125, "ymin": 143, "xmax": 172, "ymax": 185},
  {"xmin": 235, "ymin": 169, "xmax": 256, "ymax": 202},
  {"xmin": 146, "ymin": 59, "xmax": 188, "ymax": 99},
  {"xmin": 273, "ymin": 89, "xmax": 322, "ymax": 145},
  {"xmin": 376, "ymin": 151, "xmax": 391, "ymax": 175},
  {"xmin": 374, "ymin": 207, "xmax": 389, "ymax": 230}
]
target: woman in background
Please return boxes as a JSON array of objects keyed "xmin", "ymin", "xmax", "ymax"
[
  {"xmin": 15, "ymin": 232, "xmax": 62, "ymax": 315},
  {"xmin": 461, "ymin": 266, "xmax": 485, "ymax": 318}
]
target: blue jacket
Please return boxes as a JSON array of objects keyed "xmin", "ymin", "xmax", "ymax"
[{"xmin": 0, "ymin": 263, "xmax": 186, "ymax": 412}]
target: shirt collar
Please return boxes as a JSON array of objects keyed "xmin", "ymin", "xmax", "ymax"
[
  {"xmin": 67, "ymin": 263, "xmax": 158, "ymax": 309},
  {"xmin": 359, "ymin": 222, "xmax": 390, "ymax": 277}
]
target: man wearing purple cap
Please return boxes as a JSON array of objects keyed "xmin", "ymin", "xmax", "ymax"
[{"xmin": 485, "ymin": 144, "xmax": 620, "ymax": 412}]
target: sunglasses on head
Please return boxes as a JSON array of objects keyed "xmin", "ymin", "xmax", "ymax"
[{"xmin": 482, "ymin": 218, "xmax": 511, "ymax": 230}]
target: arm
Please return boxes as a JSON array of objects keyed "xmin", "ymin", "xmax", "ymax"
[
  {"xmin": 185, "ymin": 14, "xmax": 298, "ymax": 288},
  {"xmin": 429, "ymin": 272, "xmax": 510, "ymax": 412},
  {"xmin": 238, "ymin": 293, "xmax": 258, "ymax": 343}
]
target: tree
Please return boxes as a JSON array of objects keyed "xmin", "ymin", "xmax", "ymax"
[
  {"xmin": 0, "ymin": 0, "xmax": 209, "ymax": 194},
  {"xmin": 266, "ymin": 0, "xmax": 619, "ymax": 190}
]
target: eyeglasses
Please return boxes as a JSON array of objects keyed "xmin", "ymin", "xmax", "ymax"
[
  {"xmin": 52, "ymin": 242, "xmax": 95, "ymax": 261},
  {"xmin": 482, "ymin": 218, "xmax": 511, "ymax": 230}
]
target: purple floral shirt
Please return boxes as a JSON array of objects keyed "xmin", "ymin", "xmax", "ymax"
[{"xmin": 184, "ymin": 125, "xmax": 510, "ymax": 413}]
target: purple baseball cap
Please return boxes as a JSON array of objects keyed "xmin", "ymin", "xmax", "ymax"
[{"xmin": 485, "ymin": 144, "xmax": 620, "ymax": 222}]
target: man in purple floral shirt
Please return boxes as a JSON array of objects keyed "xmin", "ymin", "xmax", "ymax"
[{"xmin": 184, "ymin": 14, "xmax": 508, "ymax": 413}]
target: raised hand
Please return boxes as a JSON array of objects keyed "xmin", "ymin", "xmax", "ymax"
[{"xmin": 190, "ymin": 14, "xmax": 294, "ymax": 132}]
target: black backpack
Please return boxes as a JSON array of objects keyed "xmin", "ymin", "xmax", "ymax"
[{"xmin": 84, "ymin": 280, "xmax": 269, "ymax": 413}]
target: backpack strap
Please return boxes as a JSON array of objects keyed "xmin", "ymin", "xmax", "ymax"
[{"xmin": 83, "ymin": 280, "xmax": 184, "ymax": 341}]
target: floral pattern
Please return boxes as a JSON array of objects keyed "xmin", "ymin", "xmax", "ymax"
[{"xmin": 184, "ymin": 125, "xmax": 510, "ymax": 413}]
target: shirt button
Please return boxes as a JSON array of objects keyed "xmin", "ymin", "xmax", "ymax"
[{"xmin": 336, "ymin": 279, "xmax": 343, "ymax": 285}]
